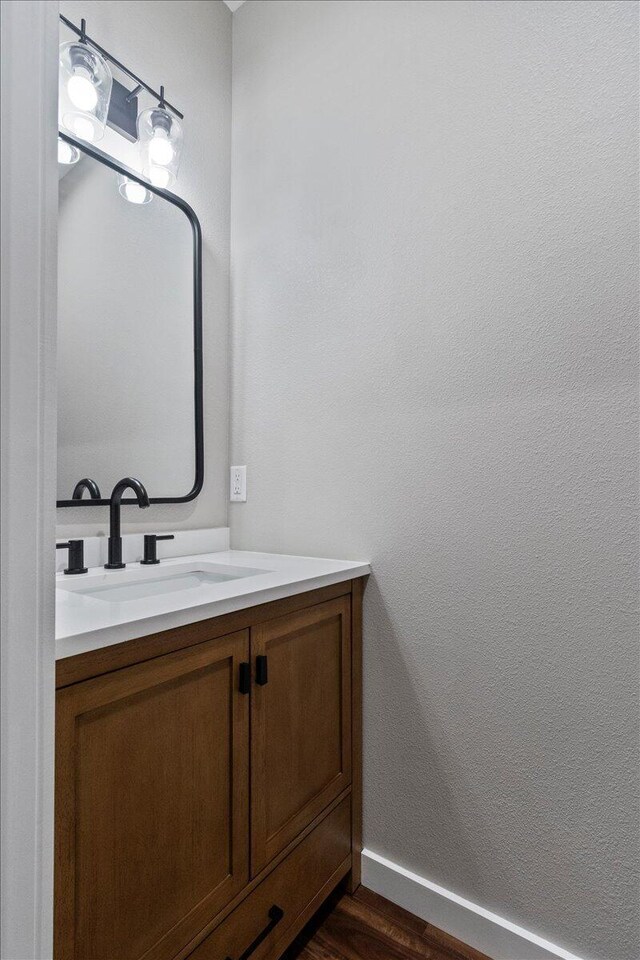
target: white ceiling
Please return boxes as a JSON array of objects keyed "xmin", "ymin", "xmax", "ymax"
[{"xmin": 223, "ymin": 0, "xmax": 246, "ymax": 11}]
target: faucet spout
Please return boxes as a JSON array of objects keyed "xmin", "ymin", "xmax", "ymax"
[
  {"xmin": 105, "ymin": 477, "xmax": 150, "ymax": 570},
  {"xmin": 72, "ymin": 477, "xmax": 102, "ymax": 500}
]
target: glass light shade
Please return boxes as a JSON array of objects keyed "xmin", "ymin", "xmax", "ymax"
[
  {"xmin": 138, "ymin": 106, "xmax": 183, "ymax": 189},
  {"xmin": 59, "ymin": 40, "xmax": 112, "ymax": 142},
  {"xmin": 118, "ymin": 175, "xmax": 153, "ymax": 205},
  {"xmin": 58, "ymin": 137, "xmax": 80, "ymax": 165}
]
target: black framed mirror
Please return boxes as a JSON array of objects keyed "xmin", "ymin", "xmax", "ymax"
[{"xmin": 56, "ymin": 132, "xmax": 203, "ymax": 507}]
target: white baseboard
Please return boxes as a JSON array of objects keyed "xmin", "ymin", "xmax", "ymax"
[{"xmin": 361, "ymin": 849, "xmax": 585, "ymax": 960}]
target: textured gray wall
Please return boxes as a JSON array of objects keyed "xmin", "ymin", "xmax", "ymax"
[
  {"xmin": 229, "ymin": 2, "xmax": 639, "ymax": 958},
  {"xmin": 57, "ymin": 0, "xmax": 231, "ymax": 536}
]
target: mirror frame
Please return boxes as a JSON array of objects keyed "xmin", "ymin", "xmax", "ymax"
[{"xmin": 56, "ymin": 132, "xmax": 204, "ymax": 507}]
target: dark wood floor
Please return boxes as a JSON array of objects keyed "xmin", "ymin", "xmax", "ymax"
[{"xmin": 281, "ymin": 886, "xmax": 491, "ymax": 960}]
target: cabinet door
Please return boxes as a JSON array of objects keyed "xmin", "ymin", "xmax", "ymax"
[
  {"xmin": 251, "ymin": 597, "xmax": 351, "ymax": 874},
  {"xmin": 55, "ymin": 631, "xmax": 250, "ymax": 960}
]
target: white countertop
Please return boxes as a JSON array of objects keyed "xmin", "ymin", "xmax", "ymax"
[{"xmin": 56, "ymin": 550, "xmax": 370, "ymax": 660}]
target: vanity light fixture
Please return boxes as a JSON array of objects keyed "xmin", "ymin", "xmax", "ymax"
[
  {"xmin": 57, "ymin": 136, "xmax": 80, "ymax": 165},
  {"xmin": 59, "ymin": 20, "xmax": 112, "ymax": 143},
  {"xmin": 118, "ymin": 174, "xmax": 153, "ymax": 205},
  {"xmin": 59, "ymin": 15, "xmax": 185, "ymax": 190},
  {"xmin": 138, "ymin": 89, "xmax": 183, "ymax": 189}
]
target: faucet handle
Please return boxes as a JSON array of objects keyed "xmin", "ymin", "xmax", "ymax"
[
  {"xmin": 140, "ymin": 534, "xmax": 175, "ymax": 565},
  {"xmin": 56, "ymin": 540, "xmax": 88, "ymax": 575}
]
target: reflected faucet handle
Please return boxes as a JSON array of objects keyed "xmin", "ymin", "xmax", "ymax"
[
  {"xmin": 56, "ymin": 540, "xmax": 88, "ymax": 575},
  {"xmin": 140, "ymin": 534, "xmax": 175, "ymax": 565}
]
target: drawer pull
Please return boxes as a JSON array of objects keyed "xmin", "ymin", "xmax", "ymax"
[
  {"xmin": 225, "ymin": 904, "xmax": 284, "ymax": 960},
  {"xmin": 255, "ymin": 655, "xmax": 268, "ymax": 686},
  {"xmin": 239, "ymin": 662, "xmax": 251, "ymax": 695}
]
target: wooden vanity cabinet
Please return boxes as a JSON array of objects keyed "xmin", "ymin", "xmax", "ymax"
[
  {"xmin": 55, "ymin": 632, "xmax": 250, "ymax": 960},
  {"xmin": 54, "ymin": 579, "xmax": 364, "ymax": 960},
  {"xmin": 251, "ymin": 596, "xmax": 352, "ymax": 875}
]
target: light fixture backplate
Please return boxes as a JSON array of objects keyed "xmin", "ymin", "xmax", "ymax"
[{"xmin": 106, "ymin": 78, "xmax": 139, "ymax": 142}]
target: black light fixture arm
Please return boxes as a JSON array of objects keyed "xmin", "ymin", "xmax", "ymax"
[{"xmin": 59, "ymin": 14, "xmax": 184, "ymax": 120}]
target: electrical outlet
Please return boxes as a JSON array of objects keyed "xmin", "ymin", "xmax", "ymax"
[{"xmin": 230, "ymin": 465, "xmax": 247, "ymax": 502}]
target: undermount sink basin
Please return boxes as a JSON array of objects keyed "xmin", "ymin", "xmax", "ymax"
[{"xmin": 57, "ymin": 561, "xmax": 268, "ymax": 604}]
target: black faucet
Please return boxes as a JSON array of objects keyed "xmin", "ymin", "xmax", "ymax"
[
  {"xmin": 72, "ymin": 477, "xmax": 102, "ymax": 500},
  {"xmin": 105, "ymin": 477, "xmax": 150, "ymax": 570}
]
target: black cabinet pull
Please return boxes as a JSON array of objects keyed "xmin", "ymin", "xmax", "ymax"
[
  {"xmin": 255, "ymin": 655, "xmax": 268, "ymax": 686},
  {"xmin": 225, "ymin": 905, "xmax": 284, "ymax": 960},
  {"xmin": 239, "ymin": 662, "xmax": 251, "ymax": 695}
]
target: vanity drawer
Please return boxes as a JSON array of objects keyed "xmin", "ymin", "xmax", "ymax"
[{"xmin": 187, "ymin": 797, "xmax": 351, "ymax": 960}]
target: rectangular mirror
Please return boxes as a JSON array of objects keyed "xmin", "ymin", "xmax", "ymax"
[{"xmin": 57, "ymin": 134, "xmax": 203, "ymax": 506}]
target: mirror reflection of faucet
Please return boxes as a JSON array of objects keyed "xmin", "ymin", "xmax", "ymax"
[{"xmin": 71, "ymin": 478, "xmax": 101, "ymax": 500}]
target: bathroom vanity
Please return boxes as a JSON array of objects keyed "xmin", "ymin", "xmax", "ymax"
[
  {"xmin": 54, "ymin": 550, "xmax": 368, "ymax": 960},
  {"xmin": 54, "ymin": 112, "xmax": 370, "ymax": 960}
]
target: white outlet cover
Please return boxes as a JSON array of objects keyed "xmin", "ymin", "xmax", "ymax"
[{"xmin": 230, "ymin": 465, "xmax": 247, "ymax": 502}]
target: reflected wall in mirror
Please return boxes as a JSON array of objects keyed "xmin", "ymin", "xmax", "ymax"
[{"xmin": 57, "ymin": 135, "xmax": 202, "ymax": 506}]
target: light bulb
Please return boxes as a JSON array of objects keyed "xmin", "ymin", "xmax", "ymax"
[
  {"xmin": 138, "ymin": 105, "xmax": 182, "ymax": 189},
  {"xmin": 124, "ymin": 182, "xmax": 148, "ymax": 203},
  {"xmin": 67, "ymin": 72, "xmax": 98, "ymax": 111},
  {"xmin": 68, "ymin": 115, "xmax": 96, "ymax": 142},
  {"xmin": 58, "ymin": 138, "xmax": 80, "ymax": 165},
  {"xmin": 148, "ymin": 131, "xmax": 174, "ymax": 166},
  {"xmin": 59, "ymin": 41, "xmax": 112, "ymax": 142},
  {"xmin": 118, "ymin": 176, "xmax": 152, "ymax": 205},
  {"xmin": 148, "ymin": 165, "xmax": 172, "ymax": 189}
]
